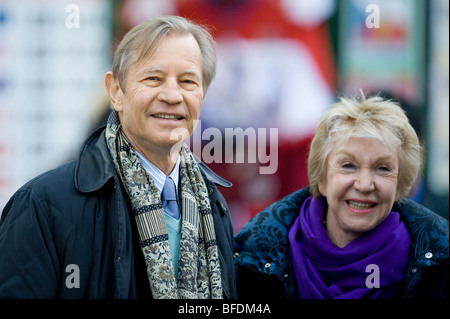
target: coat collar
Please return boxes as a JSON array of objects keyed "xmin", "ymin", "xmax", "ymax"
[
  {"xmin": 197, "ymin": 160, "xmax": 232, "ymax": 188},
  {"xmin": 74, "ymin": 126, "xmax": 232, "ymax": 193},
  {"xmin": 75, "ymin": 126, "xmax": 117, "ymax": 193}
]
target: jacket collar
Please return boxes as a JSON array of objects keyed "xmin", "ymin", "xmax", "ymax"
[
  {"xmin": 197, "ymin": 160, "xmax": 232, "ymax": 188},
  {"xmin": 75, "ymin": 126, "xmax": 117, "ymax": 193},
  {"xmin": 75, "ymin": 126, "xmax": 232, "ymax": 193}
]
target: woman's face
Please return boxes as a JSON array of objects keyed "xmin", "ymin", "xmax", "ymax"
[{"xmin": 318, "ymin": 137, "xmax": 400, "ymax": 248}]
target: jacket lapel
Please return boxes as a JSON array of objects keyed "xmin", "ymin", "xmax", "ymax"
[{"xmin": 75, "ymin": 126, "xmax": 116, "ymax": 193}]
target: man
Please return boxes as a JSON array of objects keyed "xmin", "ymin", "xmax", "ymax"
[{"xmin": 0, "ymin": 16, "xmax": 236, "ymax": 299}]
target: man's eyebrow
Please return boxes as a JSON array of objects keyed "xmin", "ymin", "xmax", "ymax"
[
  {"xmin": 139, "ymin": 66, "xmax": 164, "ymax": 75},
  {"xmin": 137, "ymin": 67, "xmax": 201, "ymax": 79},
  {"xmin": 181, "ymin": 69, "xmax": 201, "ymax": 78}
]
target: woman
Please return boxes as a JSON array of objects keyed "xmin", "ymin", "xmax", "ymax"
[{"xmin": 234, "ymin": 95, "xmax": 449, "ymax": 299}]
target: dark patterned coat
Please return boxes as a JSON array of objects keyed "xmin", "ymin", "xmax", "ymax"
[{"xmin": 234, "ymin": 187, "xmax": 449, "ymax": 299}]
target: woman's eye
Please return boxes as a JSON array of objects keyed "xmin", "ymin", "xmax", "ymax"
[
  {"xmin": 377, "ymin": 166, "xmax": 391, "ymax": 173},
  {"xmin": 342, "ymin": 163, "xmax": 355, "ymax": 170}
]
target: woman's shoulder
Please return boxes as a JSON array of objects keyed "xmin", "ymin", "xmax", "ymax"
[
  {"xmin": 397, "ymin": 198, "xmax": 449, "ymax": 264},
  {"xmin": 235, "ymin": 187, "xmax": 311, "ymax": 241},
  {"xmin": 233, "ymin": 187, "xmax": 311, "ymax": 271},
  {"xmin": 397, "ymin": 198, "xmax": 448, "ymax": 237}
]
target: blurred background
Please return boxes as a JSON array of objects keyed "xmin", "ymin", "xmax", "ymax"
[{"xmin": 0, "ymin": 0, "xmax": 448, "ymax": 229}]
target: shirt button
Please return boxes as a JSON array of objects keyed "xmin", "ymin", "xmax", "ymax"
[
  {"xmin": 233, "ymin": 252, "xmax": 240, "ymax": 258},
  {"xmin": 411, "ymin": 267, "xmax": 418, "ymax": 273},
  {"xmin": 117, "ymin": 256, "xmax": 122, "ymax": 262},
  {"xmin": 264, "ymin": 262, "xmax": 271, "ymax": 268},
  {"xmin": 425, "ymin": 252, "xmax": 433, "ymax": 259},
  {"xmin": 284, "ymin": 273, "xmax": 289, "ymax": 278}
]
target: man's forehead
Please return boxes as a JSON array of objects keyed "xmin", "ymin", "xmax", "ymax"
[
  {"xmin": 130, "ymin": 37, "xmax": 202, "ymax": 73},
  {"xmin": 130, "ymin": 34, "xmax": 199, "ymax": 65}
]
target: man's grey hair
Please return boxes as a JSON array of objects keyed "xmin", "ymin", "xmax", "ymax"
[{"xmin": 111, "ymin": 15, "xmax": 216, "ymax": 95}]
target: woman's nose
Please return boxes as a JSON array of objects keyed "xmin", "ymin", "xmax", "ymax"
[{"xmin": 354, "ymin": 169, "xmax": 375, "ymax": 192}]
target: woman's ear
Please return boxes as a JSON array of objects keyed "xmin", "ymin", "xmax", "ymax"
[
  {"xmin": 105, "ymin": 71, "xmax": 123, "ymax": 111},
  {"xmin": 318, "ymin": 180, "xmax": 326, "ymax": 197}
]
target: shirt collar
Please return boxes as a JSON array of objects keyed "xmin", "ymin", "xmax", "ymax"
[{"xmin": 135, "ymin": 150, "xmax": 180, "ymax": 194}]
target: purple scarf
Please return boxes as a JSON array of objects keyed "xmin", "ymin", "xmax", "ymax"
[{"xmin": 288, "ymin": 196, "xmax": 410, "ymax": 299}]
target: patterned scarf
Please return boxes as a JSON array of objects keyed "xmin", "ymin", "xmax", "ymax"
[{"xmin": 105, "ymin": 111, "xmax": 223, "ymax": 299}]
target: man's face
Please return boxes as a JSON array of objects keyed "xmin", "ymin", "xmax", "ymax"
[{"xmin": 111, "ymin": 34, "xmax": 204, "ymax": 157}]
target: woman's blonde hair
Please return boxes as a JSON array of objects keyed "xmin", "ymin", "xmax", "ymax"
[{"xmin": 308, "ymin": 94, "xmax": 422, "ymax": 201}]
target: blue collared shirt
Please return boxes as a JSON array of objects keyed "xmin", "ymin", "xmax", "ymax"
[{"xmin": 135, "ymin": 151, "xmax": 180, "ymax": 196}]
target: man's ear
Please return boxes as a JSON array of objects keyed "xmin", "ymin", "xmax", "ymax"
[{"xmin": 105, "ymin": 71, "xmax": 123, "ymax": 111}]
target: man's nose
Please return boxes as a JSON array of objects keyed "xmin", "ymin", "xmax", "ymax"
[{"xmin": 157, "ymin": 79, "xmax": 183, "ymax": 104}]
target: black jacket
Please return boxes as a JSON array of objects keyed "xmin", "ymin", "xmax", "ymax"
[
  {"xmin": 0, "ymin": 127, "xmax": 237, "ymax": 299},
  {"xmin": 234, "ymin": 187, "xmax": 449, "ymax": 299}
]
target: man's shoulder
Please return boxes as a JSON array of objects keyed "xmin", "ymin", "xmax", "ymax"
[
  {"xmin": 197, "ymin": 161, "xmax": 232, "ymax": 188},
  {"xmin": 7, "ymin": 161, "xmax": 78, "ymax": 208},
  {"xmin": 6, "ymin": 126, "xmax": 111, "ymax": 207},
  {"xmin": 19, "ymin": 160, "xmax": 77, "ymax": 195},
  {"xmin": 0, "ymin": 160, "xmax": 80, "ymax": 224}
]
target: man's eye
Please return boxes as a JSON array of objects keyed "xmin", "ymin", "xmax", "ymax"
[
  {"xmin": 148, "ymin": 76, "xmax": 158, "ymax": 81},
  {"xmin": 182, "ymin": 79, "xmax": 197, "ymax": 85}
]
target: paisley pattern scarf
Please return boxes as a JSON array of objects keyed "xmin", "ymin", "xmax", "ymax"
[{"xmin": 105, "ymin": 111, "xmax": 222, "ymax": 299}]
